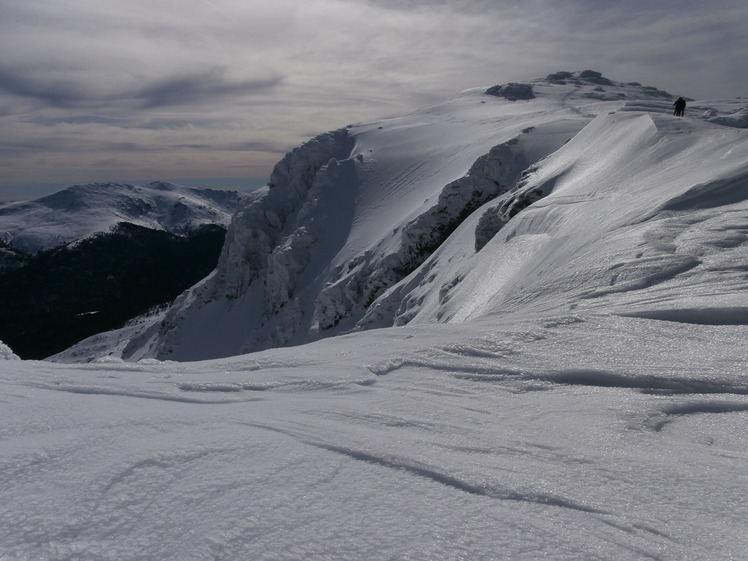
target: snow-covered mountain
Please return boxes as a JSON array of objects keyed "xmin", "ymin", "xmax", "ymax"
[
  {"xmin": 2, "ymin": 71, "xmax": 747, "ymax": 560},
  {"xmin": 0, "ymin": 181, "xmax": 242, "ymax": 359},
  {"xmin": 73, "ymin": 70, "xmax": 748, "ymax": 362},
  {"xmin": 0, "ymin": 180, "xmax": 242, "ymax": 255}
]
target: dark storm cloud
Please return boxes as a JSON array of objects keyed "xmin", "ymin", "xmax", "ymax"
[
  {"xmin": 135, "ymin": 70, "xmax": 283, "ymax": 109},
  {"xmin": 0, "ymin": 67, "xmax": 92, "ymax": 108},
  {"xmin": 0, "ymin": 65, "xmax": 283, "ymax": 110}
]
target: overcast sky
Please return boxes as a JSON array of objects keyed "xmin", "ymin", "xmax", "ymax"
[{"xmin": 1, "ymin": 0, "xmax": 747, "ymax": 200}]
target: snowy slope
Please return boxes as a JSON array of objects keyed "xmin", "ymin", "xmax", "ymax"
[
  {"xmin": 1, "ymin": 315, "xmax": 747, "ymax": 560},
  {"xmin": 1, "ymin": 71, "xmax": 748, "ymax": 560},
  {"xmin": 0, "ymin": 339, "xmax": 19, "ymax": 360},
  {"xmin": 91, "ymin": 70, "xmax": 748, "ymax": 362},
  {"xmin": 381, "ymin": 100, "xmax": 748, "ymax": 328},
  {"xmin": 0, "ymin": 181, "xmax": 242, "ymax": 254}
]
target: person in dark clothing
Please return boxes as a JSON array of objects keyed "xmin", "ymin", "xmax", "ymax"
[{"xmin": 673, "ymin": 97, "xmax": 686, "ymax": 117}]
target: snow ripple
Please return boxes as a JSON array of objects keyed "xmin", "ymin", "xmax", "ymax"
[{"xmin": 315, "ymin": 443, "xmax": 610, "ymax": 515}]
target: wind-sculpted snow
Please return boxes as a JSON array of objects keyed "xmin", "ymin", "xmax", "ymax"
[
  {"xmin": 7, "ymin": 71, "xmax": 748, "ymax": 560},
  {"xmin": 2, "ymin": 314, "xmax": 747, "ymax": 560},
  {"xmin": 658, "ymin": 169, "xmax": 748, "ymax": 211},
  {"xmin": 383, "ymin": 107, "xmax": 748, "ymax": 329},
  {"xmin": 703, "ymin": 102, "xmax": 748, "ymax": 128},
  {"xmin": 315, "ymin": 133, "xmax": 533, "ymax": 333},
  {"xmin": 116, "ymin": 87, "xmax": 592, "ymax": 360}
]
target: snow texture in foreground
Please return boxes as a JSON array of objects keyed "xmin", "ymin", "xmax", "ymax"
[{"xmin": 1, "ymin": 316, "xmax": 747, "ymax": 560}]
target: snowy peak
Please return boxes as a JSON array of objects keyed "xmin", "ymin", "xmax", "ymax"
[
  {"xmin": 0, "ymin": 181, "xmax": 243, "ymax": 253},
  {"xmin": 61, "ymin": 71, "xmax": 748, "ymax": 362}
]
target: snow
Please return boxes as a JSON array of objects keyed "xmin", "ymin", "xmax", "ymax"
[
  {"xmin": 2, "ymin": 71, "xmax": 748, "ymax": 559},
  {"xmin": 0, "ymin": 339, "xmax": 19, "ymax": 360},
  {"xmin": 2, "ymin": 316, "xmax": 747, "ymax": 560},
  {"xmin": 0, "ymin": 181, "xmax": 242, "ymax": 254},
  {"xmin": 99, "ymin": 72, "xmax": 746, "ymax": 363},
  {"xmin": 392, "ymin": 108, "xmax": 748, "ymax": 327}
]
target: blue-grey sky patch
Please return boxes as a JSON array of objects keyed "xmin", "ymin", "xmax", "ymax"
[{"xmin": 1, "ymin": 0, "xmax": 747, "ymax": 200}]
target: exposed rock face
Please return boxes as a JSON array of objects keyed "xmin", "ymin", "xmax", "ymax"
[{"xmin": 485, "ymin": 83, "xmax": 535, "ymax": 101}]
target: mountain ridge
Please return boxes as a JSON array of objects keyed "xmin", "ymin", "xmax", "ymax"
[
  {"xmin": 53, "ymin": 70, "xmax": 748, "ymax": 362},
  {"xmin": 0, "ymin": 180, "xmax": 243, "ymax": 256}
]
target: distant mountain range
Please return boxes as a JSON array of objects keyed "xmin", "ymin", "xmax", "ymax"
[
  {"xmin": 0, "ymin": 182, "xmax": 242, "ymax": 358},
  {"xmin": 0, "ymin": 180, "xmax": 241, "ymax": 256}
]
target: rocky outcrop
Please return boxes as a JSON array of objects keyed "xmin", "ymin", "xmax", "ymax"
[{"xmin": 485, "ymin": 83, "xmax": 535, "ymax": 101}]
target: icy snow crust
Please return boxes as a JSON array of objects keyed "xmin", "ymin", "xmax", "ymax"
[
  {"xmin": 3, "ymin": 72, "xmax": 748, "ymax": 559},
  {"xmin": 0, "ymin": 181, "xmax": 242, "ymax": 253}
]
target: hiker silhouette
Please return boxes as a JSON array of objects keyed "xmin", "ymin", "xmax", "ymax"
[{"xmin": 673, "ymin": 97, "xmax": 686, "ymax": 117}]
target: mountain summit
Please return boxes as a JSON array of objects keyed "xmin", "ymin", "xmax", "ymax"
[{"xmin": 60, "ymin": 71, "xmax": 748, "ymax": 362}]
